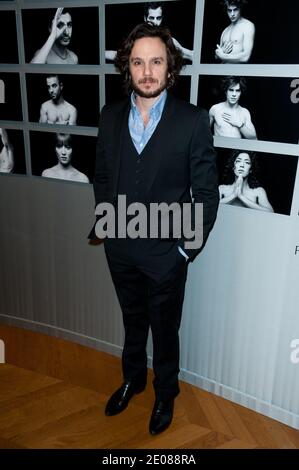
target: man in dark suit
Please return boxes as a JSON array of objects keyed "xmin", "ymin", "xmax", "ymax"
[{"xmin": 90, "ymin": 23, "xmax": 219, "ymax": 435}]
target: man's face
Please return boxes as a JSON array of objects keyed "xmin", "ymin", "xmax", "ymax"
[
  {"xmin": 144, "ymin": 7, "xmax": 163, "ymax": 26},
  {"xmin": 227, "ymin": 4, "xmax": 241, "ymax": 23},
  {"xmin": 55, "ymin": 139, "xmax": 72, "ymax": 166},
  {"xmin": 47, "ymin": 77, "xmax": 62, "ymax": 101},
  {"xmin": 234, "ymin": 153, "xmax": 251, "ymax": 178},
  {"xmin": 226, "ymin": 83, "xmax": 241, "ymax": 104},
  {"xmin": 56, "ymin": 13, "xmax": 72, "ymax": 46},
  {"xmin": 129, "ymin": 36, "xmax": 169, "ymax": 99}
]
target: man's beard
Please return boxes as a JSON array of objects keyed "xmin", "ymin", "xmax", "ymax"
[
  {"xmin": 51, "ymin": 92, "xmax": 61, "ymax": 103},
  {"xmin": 131, "ymin": 77, "xmax": 168, "ymax": 98},
  {"xmin": 59, "ymin": 36, "xmax": 71, "ymax": 46}
]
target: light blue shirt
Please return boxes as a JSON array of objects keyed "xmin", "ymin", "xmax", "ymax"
[
  {"xmin": 128, "ymin": 90, "xmax": 167, "ymax": 154},
  {"xmin": 128, "ymin": 90, "xmax": 189, "ymax": 261}
]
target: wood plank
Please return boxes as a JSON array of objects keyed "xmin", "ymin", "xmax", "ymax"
[
  {"xmin": 214, "ymin": 397, "xmax": 257, "ymax": 444},
  {"xmin": 216, "ymin": 438, "xmax": 258, "ymax": 449},
  {"xmin": 1, "ymin": 363, "xmax": 298, "ymax": 449},
  {"xmin": 0, "ymin": 364, "xmax": 60, "ymax": 403},
  {"xmin": 1, "ymin": 324, "xmax": 299, "ymax": 449}
]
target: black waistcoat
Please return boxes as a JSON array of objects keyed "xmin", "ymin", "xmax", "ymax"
[{"xmin": 117, "ymin": 123, "xmax": 156, "ymax": 205}]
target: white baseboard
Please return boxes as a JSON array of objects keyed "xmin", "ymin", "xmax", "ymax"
[
  {"xmin": 0, "ymin": 314, "xmax": 122, "ymax": 358},
  {"xmin": 179, "ymin": 368, "xmax": 299, "ymax": 431}
]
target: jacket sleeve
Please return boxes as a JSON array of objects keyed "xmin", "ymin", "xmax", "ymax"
[
  {"xmin": 180, "ymin": 108, "xmax": 219, "ymax": 261},
  {"xmin": 88, "ymin": 106, "xmax": 109, "ymax": 240}
]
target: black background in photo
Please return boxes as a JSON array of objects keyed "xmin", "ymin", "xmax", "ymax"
[
  {"xmin": 0, "ymin": 73, "xmax": 22, "ymax": 121},
  {"xmin": 22, "ymin": 7, "xmax": 99, "ymax": 64},
  {"xmin": 0, "ymin": 11, "xmax": 18, "ymax": 64},
  {"xmin": 105, "ymin": 0, "xmax": 195, "ymax": 64},
  {"xmin": 1, "ymin": 129, "xmax": 26, "ymax": 175},
  {"xmin": 216, "ymin": 147, "xmax": 298, "ymax": 216},
  {"xmin": 105, "ymin": 74, "xmax": 191, "ymax": 104},
  {"xmin": 26, "ymin": 74, "xmax": 99, "ymax": 127},
  {"xmin": 198, "ymin": 76, "xmax": 299, "ymax": 144},
  {"xmin": 30, "ymin": 131, "xmax": 96, "ymax": 183},
  {"xmin": 201, "ymin": 0, "xmax": 299, "ymax": 64}
]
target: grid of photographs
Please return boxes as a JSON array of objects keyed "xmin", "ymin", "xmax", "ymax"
[{"xmin": 0, "ymin": 0, "xmax": 298, "ymax": 216}]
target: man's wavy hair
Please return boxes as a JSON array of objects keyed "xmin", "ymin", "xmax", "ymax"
[
  {"xmin": 222, "ymin": 150, "xmax": 261, "ymax": 188},
  {"xmin": 115, "ymin": 23, "xmax": 183, "ymax": 95},
  {"xmin": 221, "ymin": 76, "xmax": 247, "ymax": 95},
  {"xmin": 222, "ymin": 0, "xmax": 247, "ymax": 11}
]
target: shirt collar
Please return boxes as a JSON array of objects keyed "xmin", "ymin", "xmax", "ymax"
[{"xmin": 130, "ymin": 90, "xmax": 167, "ymax": 120}]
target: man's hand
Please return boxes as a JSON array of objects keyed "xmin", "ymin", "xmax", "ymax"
[
  {"xmin": 222, "ymin": 41, "xmax": 233, "ymax": 54},
  {"xmin": 215, "ymin": 43, "xmax": 233, "ymax": 60},
  {"xmin": 49, "ymin": 7, "xmax": 65, "ymax": 42},
  {"xmin": 30, "ymin": 7, "xmax": 66, "ymax": 64},
  {"xmin": 215, "ymin": 44, "xmax": 224, "ymax": 60},
  {"xmin": 222, "ymin": 112, "xmax": 244, "ymax": 129}
]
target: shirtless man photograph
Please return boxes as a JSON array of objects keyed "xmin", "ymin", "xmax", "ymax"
[
  {"xmin": 105, "ymin": 2, "xmax": 193, "ymax": 62},
  {"xmin": 209, "ymin": 76, "xmax": 257, "ymax": 139},
  {"xmin": 143, "ymin": 2, "xmax": 193, "ymax": 61},
  {"xmin": 42, "ymin": 134, "xmax": 88, "ymax": 183},
  {"xmin": 0, "ymin": 128, "xmax": 14, "ymax": 173},
  {"xmin": 39, "ymin": 75, "xmax": 77, "ymax": 125},
  {"xmin": 31, "ymin": 7, "xmax": 78, "ymax": 64},
  {"xmin": 215, "ymin": 0, "xmax": 255, "ymax": 63}
]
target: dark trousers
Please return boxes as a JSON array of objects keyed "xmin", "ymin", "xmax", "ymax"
[{"xmin": 104, "ymin": 238, "xmax": 188, "ymax": 401}]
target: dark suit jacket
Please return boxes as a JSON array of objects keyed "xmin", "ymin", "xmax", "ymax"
[{"xmin": 90, "ymin": 93, "xmax": 219, "ymax": 261}]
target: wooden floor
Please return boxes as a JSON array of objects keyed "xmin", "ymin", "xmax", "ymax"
[{"xmin": 1, "ymin": 363, "xmax": 299, "ymax": 449}]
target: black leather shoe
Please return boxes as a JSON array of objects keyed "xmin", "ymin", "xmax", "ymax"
[
  {"xmin": 149, "ymin": 399, "xmax": 174, "ymax": 435},
  {"xmin": 105, "ymin": 381, "xmax": 146, "ymax": 416}
]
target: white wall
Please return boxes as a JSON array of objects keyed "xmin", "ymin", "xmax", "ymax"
[{"xmin": 1, "ymin": 176, "xmax": 299, "ymax": 429}]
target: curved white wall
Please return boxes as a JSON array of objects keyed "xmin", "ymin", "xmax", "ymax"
[{"xmin": 0, "ymin": 177, "xmax": 299, "ymax": 429}]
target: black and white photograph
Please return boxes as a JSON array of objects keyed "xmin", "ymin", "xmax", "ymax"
[
  {"xmin": 26, "ymin": 73, "xmax": 99, "ymax": 127},
  {"xmin": 22, "ymin": 7, "xmax": 99, "ymax": 65},
  {"xmin": 201, "ymin": 0, "xmax": 299, "ymax": 64},
  {"xmin": 105, "ymin": 1, "xmax": 195, "ymax": 64},
  {"xmin": 0, "ymin": 128, "xmax": 26, "ymax": 175},
  {"xmin": 207, "ymin": 76, "xmax": 257, "ymax": 140},
  {"xmin": 0, "ymin": 73, "xmax": 22, "ymax": 121},
  {"xmin": 201, "ymin": 0, "xmax": 255, "ymax": 64},
  {"xmin": 30, "ymin": 131, "xmax": 96, "ymax": 184},
  {"xmin": 216, "ymin": 147, "xmax": 298, "ymax": 215},
  {"xmin": 198, "ymin": 76, "xmax": 299, "ymax": 144},
  {"xmin": 105, "ymin": 73, "xmax": 191, "ymax": 104},
  {"xmin": 0, "ymin": 10, "xmax": 19, "ymax": 64}
]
